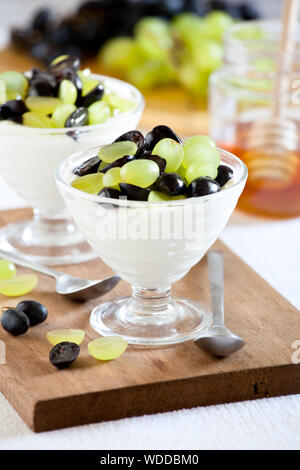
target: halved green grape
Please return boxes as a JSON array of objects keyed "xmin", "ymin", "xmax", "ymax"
[
  {"xmin": 23, "ymin": 112, "xmax": 54, "ymax": 128},
  {"xmin": 152, "ymin": 138, "xmax": 183, "ymax": 172},
  {"xmin": 104, "ymin": 93, "xmax": 137, "ymax": 114},
  {"xmin": 177, "ymin": 164, "xmax": 187, "ymax": 181},
  {"xmin": 6, "ymin": 90, "xmax": 22, "ymax": 101},
  {"xmin": 88, "ymin": 101, "xmax": 111, "ymax": 125},
  {"xmin": 25, "ymin": 96, "xmax": 62, "ymax": 115},
  {"xmin": 88, "ymin": 336, "xmax": 128, "ymax": 361},
  {"xmin": 186, "ymin": 162, "xmax": 218, "ymax": 185},
  {"xmin": 0, "ymin": 80, "xmax": 5, "ymax": 104},
  {"xmin": 71, "ymin": 173, "xmax": 104, "ymax": 194},
  {"xmin": 50, "ymin": 54, "xmax": 69, "ymax": 65},
  {"xmin": 0, "ymin": 71, "xmax": 28, "ymax": 97},
  {"xmin": 0, "ymin": 274, "xmax": 38, "ymax": 297},
  {"xmin": 0, "ymin": 259, "xmax": 17, "ymax": 281},
  {"xmin": 182, "ymin": 141, "xmax": 220, "ymax": 169},
  {"xmin": 82, "ymin": 78, "xmax": 101, "ymax": 96},
  {"xmin": 52, "ymin": 104, "xmax": 76, "ymax": 128},
  {"xmin": 183, "ymin": 135, "xmax": 216, "ymax": 150},
  {"xmin": 58, "ymin": 80, "xmax": 77, "ymax": 105},
  {"xmin": 47, "ymin": 329, "xmax": 85, "ymax": 346},
  {"xmin": 77, "ymin": 68, "xmax": 91, "ymax": 81},
  {"xmin": 121, "ymin": 159, "xmax": 160, "ymax": 188},
  {"xmin": 99, "ymin": 141, "xmax": 137, "ymax": 163},
  {"xmin": 148, "ymin": 191, "xmax": 186, "ymax": 202},
  {"xmin": 103, "ymin": 167, "xmax": 122, "ymax": 187}
]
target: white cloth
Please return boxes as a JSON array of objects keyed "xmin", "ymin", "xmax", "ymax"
[
  {"xmin": 0, "ymin": 0, "xmax": 298, "ymax": 449},
  {"xmin": 0, "ymin": 176, "xmax": 299, "ymax": 450}
]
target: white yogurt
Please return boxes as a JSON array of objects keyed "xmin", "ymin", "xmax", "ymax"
[
  {"xmin": 58, "ymin": 150, "xmax": 247, "ymax": 289},
  {"xmin": 0, "ymin": 75, "xmax": 144, "ymax": 217}
]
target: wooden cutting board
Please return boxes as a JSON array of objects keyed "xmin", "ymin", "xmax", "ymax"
[
  {"xmin": 0, "ymin": 208, "xmax": 299, "ymax": 432},
  {"xmin": 0, "ymin": 47, "xmax": 209, "ymax": 136}
]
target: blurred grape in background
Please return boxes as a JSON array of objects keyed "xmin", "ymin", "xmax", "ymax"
[{"xmin": 3, "ymin": 1, "xmax": 278, "ymax": 101}]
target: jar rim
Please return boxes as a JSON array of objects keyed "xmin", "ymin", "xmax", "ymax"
[{"xmin": 224, "ymin": 19, "xmax": 300, "ymax": 64}]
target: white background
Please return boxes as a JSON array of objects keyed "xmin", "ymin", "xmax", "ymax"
[{"xmin": 0, "ymin": 0, "xmax": 299, "ymax": 451}]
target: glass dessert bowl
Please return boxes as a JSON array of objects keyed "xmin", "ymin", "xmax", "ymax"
[
  {"xmin": 56, "ymin": 144, "xmax": 247, "ymax": 346},
  {"xmin": 0, "ymin": 66, "xmax": 144, "ymax": 265}
]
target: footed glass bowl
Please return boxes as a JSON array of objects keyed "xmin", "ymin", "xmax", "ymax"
[
  {"xmin": 56, "ymin": 147, "xmax": 247, "ymax": 346},
  {"xmin": 0, "ymin": 75, "xmax": 144, "ymax": 265}
]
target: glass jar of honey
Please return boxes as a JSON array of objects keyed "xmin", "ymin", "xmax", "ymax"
[{"xmin": 209, "ymin": 20, "xmax": 300, "ymax": 218}]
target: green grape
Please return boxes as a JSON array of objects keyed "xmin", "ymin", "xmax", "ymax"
[
  {"xmin": 0, "ymin": 259, "xmax": 17, "ymax": 281},
  {"xmin": 99, "ymin": 37, "xmax": 141, "ymax": 71},
  {"xmin": 88, "ymin": 101, "xmax": 111, "ymax": 125},
  {"xmin": 135, "ymin": 17, "xmax": 172, "ymax": 60},
  {"xmin": 192, "ymin": 39, "xmax": 223, "ymax": 73},
  {"xmin": 148, "ymin": 191, "xmax": 186, "ymax": 202},
  {"xmin": 184, "ymin": 135, "xmax": 216, "ymax": 149},
  {"xmin": 82, "ymin": 78, "xmax": 101, "ymax": 96},
  {"xmin": 148, "ymin": 191, "xmax": 170, "ymax": 202},
  {"xmin": 88, "ymin": 336, "xmax": 128, "ymax": 360},
  {"xmin": 186, "ymin": 162, "xmax": 218, "ymax": 184},
  {"xmin": 152, "ymin": 138, "xmax": 183, "ymax": 172},
  {"xmin": 47, "ymin": 329, "xmax": 85, "ymax": 346},
  {"xmin": 0, "ymin": 71, "xmax": 28, "ymax": 97},
  {"xmin": 103, "ymin": 167, "xmax": 122, "ymax": 187},
  {"xmin": 171, "ymin": 13, "xmax": 207, "ymax": 46},
  {"xmin": 71, "ymin": 173, "xmax": 104, "ymax": 194},
  {"xmin": 177, "ymin": 164, "xmax": 187, "ymax": 181},
  {"xmin": 0, "ymin": 274, "xmax": 38, "ymax": 297},
  {"xmin": 58, "ymin": 80, "xmax": 77, "ymax": 105},
  {"xmin": 52, "ymin": 104, "xmax": 76, "ymax": 128},
  {"xmin": 182, "ymin": 137, "xmax": 220, "ymax": 168},
  {"xmin": 98, "ymin": 160, "xmax": 108, "ymax": 172},
  {"xmin": 176, "ymin": 61, "xmax": 207, "ymax": 95},
  {"xmin": 99, "ymin": 141, "xmax": 137, "ymax": 163},
  {"xmin": 6, "ymin": 90, "xmax": 22, "ymax": 100},
  {"xmin": 104, "ymin": 94, "xmax": 137, "ymax": 114},
  {"xmin": 120, "ymin": 159, "xmax": 160, "ymax": 188},
  {"xmin": 204, "ymin": 11, "xmax": 234, "ymax": 41},
  {"xmin": 0, "ymin": 80, "xmax": 5, "ymax": 104},
  {"xmin": 50, "ymin": 54, "xmax": 69, "ymax": 65},
  {"xmin": 77, "ymin": 68, "xmax": 91, "ymax": 81},
  {"xmin": 25, "ymin": 96, "xmax": 62, "ymax": 115},
  {"xmin": 23, "ymin": 112, "xmax": 54, "ymax": 128},
  {"xmin": 127, "ymin": 60, "xmax": 173, "ymax": 90}
]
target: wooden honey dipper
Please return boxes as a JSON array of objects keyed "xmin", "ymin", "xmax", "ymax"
[{"xmin": 246, "ymin": 0, "xmax": 300, "ymax": 186}]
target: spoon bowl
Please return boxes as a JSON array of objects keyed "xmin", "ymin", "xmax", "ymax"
[
  {"xmin": 0, "ymin": 248, "xmax": 120, "ymax": 301},
  {"xmin": 194, "ymin": 251, "xmax": 245, "ymax": 357}
]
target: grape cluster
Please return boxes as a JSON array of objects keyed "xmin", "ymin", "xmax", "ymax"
[
  {"xmin": 10, "ymin": 1, "xmax": 260, "ymax": 65},
  {"xmin": 99, "ymin": 4, "xmax": 259, "ymax": 97},
  {"xmin": 71, "ymin": 125, "xmax": 234, "ymax": 201},
  {"xmin": 1, "ymin": 300, "xmax": 47, "ymax": 336},
  {"xmin": 0, "ymin": 55, "xmax": 137, "ymax": 128}
]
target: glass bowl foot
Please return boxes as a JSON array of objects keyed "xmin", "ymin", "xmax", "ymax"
[
  {"xmin": 0, "ymin": 217, "xmax": 96, "ymax": 265},
  {"xmin": 90, "ymin": 296, "xmax": 212, "ymax": 346}
]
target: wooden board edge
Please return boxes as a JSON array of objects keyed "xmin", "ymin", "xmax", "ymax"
[{"xmin": 32, "ymin": 363, "xmax": 300, "ymax": 432}]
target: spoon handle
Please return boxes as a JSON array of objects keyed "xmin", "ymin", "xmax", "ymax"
[
  {"xmin": 0, "ymin": 248, "xmax": 62, "ymax": 280},
  {"xmin": 207, "ymin": 251, "xmax": 225, "ymax": 327}
]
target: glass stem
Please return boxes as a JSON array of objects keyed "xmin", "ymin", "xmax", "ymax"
[{"xmin": 129, "ymin": 286, "xmax": 174, "ymax": 318}]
